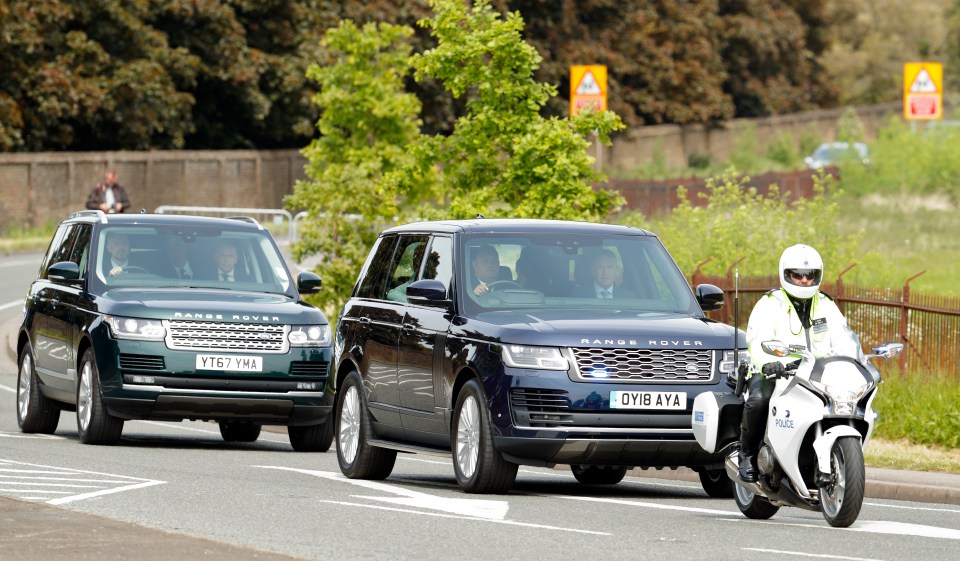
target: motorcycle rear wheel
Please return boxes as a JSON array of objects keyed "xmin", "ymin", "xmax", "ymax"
[
  {"xmin": 819, "ymin": 437, "xmax": 865, "ymax": 528},
  {"xmin": 734, "ymin": 481, "xmax": 779, "ymax": 519}
]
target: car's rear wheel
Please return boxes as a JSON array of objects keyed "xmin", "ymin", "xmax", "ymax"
[
  {"xmin": 336, "ymin": 371, "xmax": 396, "ymax": 479},
  {"xmin": 77, "ymin": 348, "xmax": 123, "ymax": 445},
  {"xmin": 451, "ymin": 379, "xmax": 518, "ymax": 494},
  {"xmin": 698, "ymin": 467, "xmax": 734, "ymax": 498},
  {"xmin": 288, "ymin": 420, "xmax": 334, "ymax": 452},
  {"xmin": 219, "ymin": 422, "xmax": 261, "ymax": 443},
  {"xmin": 571, "ymin": 465, "xmax": 628, "ymax": 485},
  {"xmin": 17, "ymin": 342, "xmax": 60, "ymax": 434}
]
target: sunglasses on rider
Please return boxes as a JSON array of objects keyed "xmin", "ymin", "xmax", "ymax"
[{"xmin": 787, "ymin": 269, "xmax": 819, "ymax": 281}]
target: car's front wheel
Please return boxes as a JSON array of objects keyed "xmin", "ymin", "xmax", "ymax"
[
  {"xmin": 219, "ymin": 422, "xmax": 261, "ymax": 443},
  {"xmin": 288, "ymin": 420, "xmax": 334, "ymax": 452},
  {"xmin": 76, "ymin": 348, "xmax": 123, "ymax": 445},
  {"xmin": 698, "ymin": 467, "xmax": 734, "ymax": 498},
  {"xmin": 17, "ymin": 341, "xmax": 60, "ymax": 434},
  {"xmin": 451, "ymin": 379, "xmax": 518, "ymax": 494},
  {"xmin": 336, "ymin": 371, "xmax": 396, "ymax": 479}
]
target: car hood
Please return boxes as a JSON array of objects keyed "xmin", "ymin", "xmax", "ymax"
[
  {"xmin": 98, "ymin": 288, "xmax": 326, "ymax": 324},
  {"xmin": 469, "ymin": 309, "xmax": 741, "ymax": 349}
]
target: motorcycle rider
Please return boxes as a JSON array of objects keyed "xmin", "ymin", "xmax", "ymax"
[{"xmin": 738, "ymin": 244, "xmax": 863, "ymax": 482}]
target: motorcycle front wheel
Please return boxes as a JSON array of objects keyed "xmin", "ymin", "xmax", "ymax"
[
  {"xmin": 819, "ymin": 436, "xmax": 865, "ymax": 528},
  {"xmin": 734, "ymin": 481, "xmax": 779, "ymax": 519}
]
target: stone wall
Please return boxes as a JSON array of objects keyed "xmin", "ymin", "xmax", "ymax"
[{"xmin": 0, "ymin": 103, "xmax": 904, "ymax": 229}]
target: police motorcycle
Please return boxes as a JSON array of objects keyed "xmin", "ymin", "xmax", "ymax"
[{"xmin": 692, "ymin": 334, "xmax": 903, "ymax": 528}]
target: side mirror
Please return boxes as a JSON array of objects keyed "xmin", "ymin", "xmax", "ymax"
[
  {"xmin": 297, "ymin": 271, "xmax": 322, "ymax": 294},
  {"xmin": 48, "ymin": 261, "xmax": 80, "ymax": 282},
  {"xmin": 406, "ymin": 279, "xmax": 452, "ymax": 308},
  {"xmin": 760, "ymin": 340, "xmax": 792, "ymax": 357},
  {"xmin": 870, "ymin": 342, "xmax": 904, "ymax": 359},
  {"xmin": 695, "ymin": 284, "xmax": 724, "ymax": 311}
]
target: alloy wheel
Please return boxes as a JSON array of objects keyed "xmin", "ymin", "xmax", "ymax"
[
  {"xmin": 340, "ymin": 385, "xmax": 360, "ymax": 464},
  {"xmin": 455, "ymin": 395, "xmax": 481, "ymax": 479},
  {"xmin": 821, "ymin": 450, "xmax": 847, "ymax": 518},
  {"xmin": 77, "ymin": 361, "xmax": 93, "ymax": 432}
]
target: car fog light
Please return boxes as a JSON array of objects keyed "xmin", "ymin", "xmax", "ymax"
[{"xmin": 128, "ymin": 375, "xmax": 156, "ymax": 384}]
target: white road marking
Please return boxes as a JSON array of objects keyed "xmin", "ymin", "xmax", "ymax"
[
  {"xmin": 723, "ymin": 518, "xmax": 960, "ymax": 541},
  {"xmin": 744, "ymin": 548, "xmax": 885, "ymax": 561},
  {"xmin": 257, "ymin": 466, "xmax": 509, "ymax": 520},
  {"xmin": 0, "ymin": 459, "xmax": 165, "ymax": 505},
  {"xmin": 314, "ymin": 499, "xmax": 611, "ymax": 535},
  {"xmin": 0, "ymin": 299, "xmax": 23, "ymax": 312},
  {"xmin": 554, "ymin": 493, "xmax": 735, "ymax": 515},
  {"xmin": 865, "ymin": 501, "xmax": 960, "ymax": 514},
  {"xmin": 0, "ymin": 258, "xmax": 39, "ymax": 268},
  {"xmin": 0, "ymin": 384, "xmax": 16, "ymax": 393}
]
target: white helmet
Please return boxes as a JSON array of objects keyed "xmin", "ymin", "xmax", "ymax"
[{"xmin": 779, "ymin": 244, "xmax": 823, "ymax": 300}]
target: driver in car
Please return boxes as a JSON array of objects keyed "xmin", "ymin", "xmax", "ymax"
[{"xmin": 470, "ymin": 245, "xmax": 503, "ymax": 296}]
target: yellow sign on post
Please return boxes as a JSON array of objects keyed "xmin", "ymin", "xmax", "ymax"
[
  {"xmin": 903, "ymin": 62, "xmax": 943, "ymax": 120},
  {"xmin": 570, "ymin": 65, "xmax": 608, "ymax": 117}
]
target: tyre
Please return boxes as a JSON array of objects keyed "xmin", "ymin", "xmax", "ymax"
[
  {"xmin": 16, "ymin": 342, "xmax": 60, "ymax": 434},
  {"xmin": 571, "ymin": 465, "xmax": 628, "ymax": 485},
  {"xmin": 698, "ymin": 468, "xmax": 734, "ymax": 498},
  {"xmin": 734, "ymin": 481, "xmax": 780, "ymax": 519},
  {"xmin": 219, "ymin": 422, "xmax": 262, "ymax": 443},
  {"xmin": 336, "ymin": 371, "xmax": 396, "ymax": 479},
  {"xmin": 76, "ymin": 348, "xmax": 123, "ymax": 445},
  {"xmin": 288, "ymin": 419, "xmax": 334, "ymax": 452},
  {"xmin": 820, "ymin": 437, "xmax": 865, "ymax": 528},
  {"xmin": 451, "ymin": 379, "xmax": 518, "ymax": 494}
]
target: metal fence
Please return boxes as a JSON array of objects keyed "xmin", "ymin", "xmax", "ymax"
[
  {"xmin": 155, "ymin": 205, "xmax": 295, "ymax": 245},
  {"xmin": 690, "ymin": 268, "xmax": 960, "ymax": 380}
]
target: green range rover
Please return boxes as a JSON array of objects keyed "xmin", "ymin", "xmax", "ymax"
[{"xmin": 16, "ymin": 210, "xmax": 334, "ymax": 450}]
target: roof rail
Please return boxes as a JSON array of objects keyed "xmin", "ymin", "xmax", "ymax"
[
  {"xmin": 69, "ymin": 209, "xmax": 109, "ymax": 223},
  {"xmin": 225, "ymin": 216, "xmax": 264, "ymax": 229}
]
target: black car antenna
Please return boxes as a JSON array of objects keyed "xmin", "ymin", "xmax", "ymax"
[{"xmin": 734, "ymin": 267, "xmax": 747, "ymax": 395}]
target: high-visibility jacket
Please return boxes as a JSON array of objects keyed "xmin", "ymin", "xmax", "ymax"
[{"xmin": 746, "ymin": 288, "xmax": 862, "ymax": 375}]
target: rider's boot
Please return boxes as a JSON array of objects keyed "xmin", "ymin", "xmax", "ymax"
[{"xmin": 738, "ymin": 448, "xmax": 758, "ymax": 483}]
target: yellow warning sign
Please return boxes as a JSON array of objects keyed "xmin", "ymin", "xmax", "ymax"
[
  {"xmin": 904, "ymin": 62, "xmax": 942, "ymax": 120},
  {"xmin": 570, "ymin": 65, "xmax": 607, "ymax": 117}
]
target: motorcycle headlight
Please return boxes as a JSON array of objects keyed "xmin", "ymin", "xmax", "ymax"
[
  {"xmin": 106, "ymin": 316, "xmax": 166, "ymax": 341},
  {"xmin": 501, "ymin": 345, "xmax": 569, "ymax": 371},
  {"xmin": 818, "ymin": 381, "xmax": 873, "ymax": 416},
  {"xmin": 288, "ymin": 325, "xmax": 331, "ymax": 347}
]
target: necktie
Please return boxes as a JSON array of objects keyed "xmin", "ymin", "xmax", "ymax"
[
  {"xmin": 601, "ymin": 290, "xmax": 611, "ymax": 298},
  {"xmin": 179, "ymin": 267, "xmax": 191, "ymax": 279},
  {"xmin": 221, "ymin": 272, "xmax": 233, "ymax": 282}
]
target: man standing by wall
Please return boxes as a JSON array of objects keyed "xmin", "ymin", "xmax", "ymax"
[{"xmin": 85, "ymin": 169, "xmax": 130, "ymax": 213}]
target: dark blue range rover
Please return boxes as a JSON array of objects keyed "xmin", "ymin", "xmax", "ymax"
[{"xmin": 331, "ymin": 218, "xmax": 744, "ymax": 494}]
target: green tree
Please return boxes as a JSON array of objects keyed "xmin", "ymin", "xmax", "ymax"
[
  {"xmin": 285, "ymin": 20, "xmax": 422, "ymax": 315},
  {"xmin": 391, "ymin": 0, "xmax": 625, "ymax": 221},
  {"xmin": 622, "ymin": 168, "xmax": 866, "ymax": 279}
]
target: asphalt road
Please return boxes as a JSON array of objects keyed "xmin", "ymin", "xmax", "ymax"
[{"xmin": 2, "ymin": 251, "xmax": 960, "ymax": 561}]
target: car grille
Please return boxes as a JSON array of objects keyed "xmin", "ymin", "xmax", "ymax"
[
  {"xmin": 164, "ymin": 320, "xmax": 289, "ymax": 353},
  {"xmin": 289, "ymin": 361, "xmax": 328, "ymax": 376},
  {"xmin": 119, "ymin": 353, "xmax": 165, "ymax": 371},
  {"xmin": 571, "ymin": 348, "xmax": 714, "ymax": 382}
]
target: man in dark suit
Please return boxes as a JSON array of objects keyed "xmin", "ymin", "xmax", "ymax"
[
  {"xmin": 152, "ymin": 237, "xmax": 198, "ymax": 280},
  {"xmin": 213, "ymin": 240, "xmax": 253, "ymax": 283},
  {"xmin": 577, "ymin": 249, "xmax": 637, "ymax": 299},
  {"xmin": 101, "ymin": 232, "xmax": 132, "ymax": 278}
]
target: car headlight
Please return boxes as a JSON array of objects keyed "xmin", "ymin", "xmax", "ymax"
[
  {"xmin": 501, "ymin": 345, "xmax": 569, "ymax": 371},
  {"xmin": 719, "ymin": 350, "xmax": 750, "ymax": 374},
  {"xmin": 106, "ymin": 316, "xmax": 166, "ymax": 341},
  {"xmin": 288, "ymin": 325, "xmax": 330, "ymax": 347}
]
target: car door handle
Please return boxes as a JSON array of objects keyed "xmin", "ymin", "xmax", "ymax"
[
  {"xmin": 358, "ymin": 317, "xmax": 371, "ymax": 324},
  {"xmin": 402, "ymin": 323, "xmax": 416, "ymax": 331},
  {"xmin": 51, "ymin": 299, "xmax": 60, "ymax": 308}
]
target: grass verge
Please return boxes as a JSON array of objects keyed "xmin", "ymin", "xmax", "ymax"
[{"xmin": 866, "ymin": 438, "xmax": 960, "ymax": 473}]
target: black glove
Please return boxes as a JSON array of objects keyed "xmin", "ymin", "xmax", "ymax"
[{"xmin": 762, "ymin": 361, "xmax": 785, "ymax": 379}]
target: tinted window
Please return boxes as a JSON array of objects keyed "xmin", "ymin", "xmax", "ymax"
[
  {"xmin": 424, "ymin": 236, "xmax": 453, "ymax": 294},
  {"xmin": 383, "ymin": 235, "xmax": 430, "ymax": 302},
  {"xmin": 90, "ymin": 225, "xmax": 296, "ymax": 296},
  {"xmin": 41, "ymin": 224, "xmax": 76, "ymax": 279},
  {"xmin": 459, "ymin": 233, "xmax": 697, "ymax": 315},
  {"xmin": 356, "ymin": 236, "xmax": 396, "ymax": 299},
  {"xmin": 68, "ymin": 225, "xmax": 93, "ymax": 280}
]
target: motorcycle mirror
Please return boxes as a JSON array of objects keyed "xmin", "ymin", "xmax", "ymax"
[
  {"xmin": 760, "ymin": 340, "xmax": 790, "ymax": 357},
  {"xmin": 870, "ymin": 342, "xmax": 904, "ymax": 359}
]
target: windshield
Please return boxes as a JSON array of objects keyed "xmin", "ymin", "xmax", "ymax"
[
  {"xmin": 92, "ymin": 224, "xmax": 293, "ymax": 296},
  {"xmin": 459, "ymin": 232, "xmax": 698, "ymax": 315}
]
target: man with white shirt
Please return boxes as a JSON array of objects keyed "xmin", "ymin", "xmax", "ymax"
[
  {"xmin": 85, "ymin": 169, "xmax": 130, "ymax": 214},
  {"xmin": 102, "ymin": 232, "xmax": 132, "ymax": 277},
  {"xmin": 578, "ymin": 249, "xmax": 637, "ymax": 299},
  {"xmin": 214, "ymin": 240, "xmax": 250, "ymax": 282}
]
